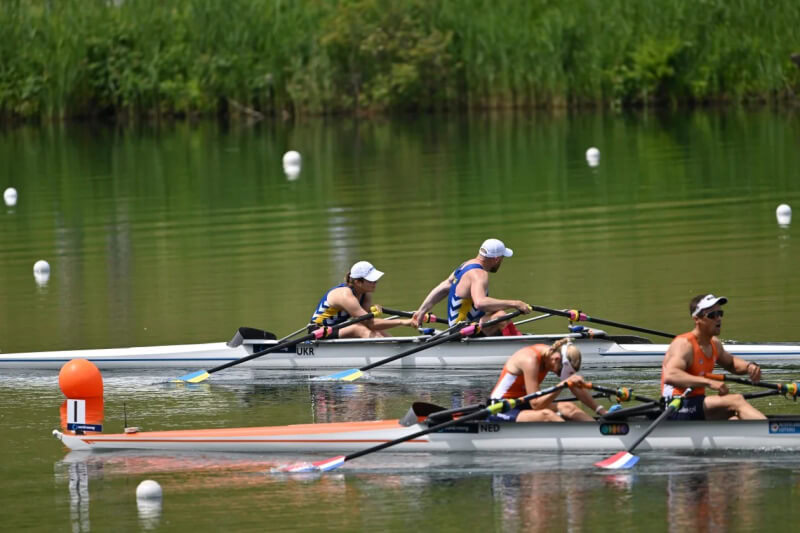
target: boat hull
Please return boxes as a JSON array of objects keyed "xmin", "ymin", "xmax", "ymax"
[
  {"xmin": 53, "ymin": 417, "xmax": 800, "ymax": 453},
  {"xmin": 7, "ymin": 335, "xmax": 800, "ymax": 370}
]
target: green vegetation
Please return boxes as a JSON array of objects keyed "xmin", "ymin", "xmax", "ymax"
[{"xmin": 1, "ymin": 0, "xmax": 798, "ymax": 120}]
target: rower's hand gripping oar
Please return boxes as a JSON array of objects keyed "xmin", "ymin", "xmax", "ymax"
[
  {"xmin": 170, "ymin": 308, "xmax": 380, "ymax": 383},
  {"xmin": 529, "ymin": 305, "xmax": 676, "ymax": 339},
  {"xmin": 318, "ymin": 309, "xmax": 523, "ymax": 382},
  {"xmin": 595, "ymin": 388, "xmax": 692, "ymax": 470},
  {"xmin": 587, "ymin": 384, "xmax": 659, "ymax": 405},
  {"xmin": 272, "ymin": 381, "xmax": 568, "ymax": 474},
  {"xmin": 708, "ymin": 374, "xmax": 799, "ymax": 399},
  {"xmin": 380, "ymin": 307, "xmax": 448, "ymax": 325}
]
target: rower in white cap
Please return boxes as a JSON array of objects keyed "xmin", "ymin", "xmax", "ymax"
[
  {"xmin": 411, "ymin": 238, "xmax": 531, "ymax": 336},
  {"xmin": 309, "ymin": 261, "xmax": 414, "ymax": 338},
  {"xmin": 661, "ymin": 294, "xmax": 766, "ymax": 420}
]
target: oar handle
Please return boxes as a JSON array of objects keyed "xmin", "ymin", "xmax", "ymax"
[
  {"xmin": 208, "ymin": 309, "xmax": 378, "ymax": 374},
  {"xmin": 358, "ymin": 309, "xmax": 522, "ymax": 372},
  {"xmin": 588, "ymin": 383, "xmax": 659, "ymax": 404},
  {"xmin": 708, "ymin": 374, "xmax": 799, "ymax": 397},
  {"xmin": 528, "ymin": 305, "xmax": 676, "ymax": 339},
  {"xmin": 381, "ymin": 307, "xmax": 448, "ymax": 325},
  {"xmin": 343, "ymin": 383, "xmax": 567, "ymax": 463}
]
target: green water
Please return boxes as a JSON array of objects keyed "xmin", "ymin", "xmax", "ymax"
[{"xmin": 1, "ymin": 110, "xmax": 800, "ymax": 531}]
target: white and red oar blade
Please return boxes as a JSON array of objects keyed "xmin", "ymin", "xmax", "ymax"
[
  {"xmin": 270, "ymin": 455, "xmax": 346, "ymax": 474},
  {"xmin": 594, "ymin": 451, "xmax": 640, "ymax": 469}
]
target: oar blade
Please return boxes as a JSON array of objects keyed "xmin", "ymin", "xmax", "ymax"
[
  {"xmin": 314, "ymin": 369, "xmax": 363, "ymax": 382},
  {"xmin": 170, "ymin": 370, "xmax": 210, "ymax": 384},
  {"xmin": 271, "ymin": 455, "xmax": 346, "ymax": 474},
  {"xmin": 594, "ymin": 451, "xmax": 640, "ymax": 470}
]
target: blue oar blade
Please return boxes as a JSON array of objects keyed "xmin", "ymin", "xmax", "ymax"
[
  {"xmin": 314, "ymin": 369, "xmax": 362, "ymax": 382},
  {"xmin": 170, "ymin": 370, "xmax": 210, "ymax": 384},
  {"xmin": 594, "ymin": 451, "xmax": 640, "ymax": 469}
]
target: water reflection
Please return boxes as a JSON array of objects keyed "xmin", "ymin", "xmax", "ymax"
[{"xmin": 666, "ymin": 462, "xmax": 759, "ymax": 532}]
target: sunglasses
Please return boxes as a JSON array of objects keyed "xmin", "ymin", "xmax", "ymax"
[{"xmin": 704, "ymin": 310, "xmax": 724, "ymax": 319}]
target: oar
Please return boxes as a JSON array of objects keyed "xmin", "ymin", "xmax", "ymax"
[
  {"xmin": 273, "ymin": 382, "xmax": 568, "ymax": 473},
  {"xmin": 708, "ymin": 374, "xmax": 799, "ymax": 398},
  {"xmin": 529, "ymin": 305, "xmax": 676, "ymax": 339},
  {"xmin": 318, "ymin": 309, "xmax": 523, "ymax": 382},
  {"xmin": 587, "ymin": 384, "xmax": 659, "ymax": 405},
  {"xmin": 171, "ymin": 309, "xmax": 379, "ymax": 383},
  {"xmin": 512, "ymin": 313, "xmax": 553, "ymax": 327},
  {"xmin": 381, "ymin": 307, "xmax": 448, "ymax": 325},
  {"xmin": 594, "ymin": 388, "xmax": 692, "ymax": 469}
]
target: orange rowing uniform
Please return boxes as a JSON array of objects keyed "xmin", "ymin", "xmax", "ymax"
[
  {"xmin": 661, "ymin": 332, "xmax": 718, "ymax": 398},
  {"xmin": 490, "ymin": 344, "xmax": 550, "ymax": 399}
]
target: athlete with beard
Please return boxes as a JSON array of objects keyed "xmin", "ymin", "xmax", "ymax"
[{"xmin": 411, "ymin": 238, "xmax": 531, "ymax": 336}]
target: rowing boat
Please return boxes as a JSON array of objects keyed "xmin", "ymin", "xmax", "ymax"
[
  {"xmin": 53, "ymin": 405, "xmax": 800, "ymax": 453},
  {"xmin": 7, "ymin": 331, "xmax": 800, "ymax": 370}
]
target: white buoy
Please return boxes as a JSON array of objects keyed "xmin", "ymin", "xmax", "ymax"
[
  {"xmin": 33, "ymin": 259, "xmax": 50, "ymax": 275},
  {"xmin": 776, "ymin": 204, "xmax": 792, "ymax": 227},
  {"xmin": 136, "ymin": 480, "xmax": 163, "ymax": 500},
  {"xmin": 585, "ymin": 147, "xmax": 600, "ymax": 160},
  {"xmin": 4, "ymin": 187, "xmax": 17, "ymax": 207},
  {"xmin": 282, "ymin": 150, "xmax": 302, "ymax": 169}
]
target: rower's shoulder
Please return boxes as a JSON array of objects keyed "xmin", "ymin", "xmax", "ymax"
[{"xmin": 666, "ymin": 334, "xmax": 693, "ymax": 356}]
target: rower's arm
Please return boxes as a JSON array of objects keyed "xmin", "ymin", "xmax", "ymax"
[
  {"xmin": 716, "ymin": 339, "xmax": 761, "ymax": 382},
  {"xmin": 469, "ymin": 273, "xmax": 530, "ymax": 314},
  {"xmin": 413, "ymin": 277, "xmax": 452, "ymax": 320},
  {"xmin": 662, "ymin": 337, "xmax": 722, "ymax": 390},
  {"xmin": 330, "ymin": 288, "xmax": 375, "ymax": 329},
  {"xmin": 569, "ymin": 378, "xmax": 606, "ymax": 415}
]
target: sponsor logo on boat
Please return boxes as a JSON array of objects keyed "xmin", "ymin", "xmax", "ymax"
[
  {"xmin": 769, "ymin": 421, "xmax": 800, "ymax": 434},
  {"xmin": 67, "ymin": 423, "xmax": 103, "ymax": 433},
  {"xmin": 599, "ymin": 423, "xmax": 629, "ymax": 436},
  {"xmin": 437, "ymin": 424, "xmax": 479, "ymax": 434}
]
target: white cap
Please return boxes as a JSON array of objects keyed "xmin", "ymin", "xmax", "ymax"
[
  {"xmin": 691, "ymin": 294, "xmax": 728, "ymax": 317},
  {"xmin": 559, "ymin": 344, "xmax": 577, "ymax": 380},
  {"xmin": 479, "ymin": 238, "xmax": 513, "ymax": 258},
  {"xmin": 350, "ymin": 261, "xmax": 384, "ymax": 282}
]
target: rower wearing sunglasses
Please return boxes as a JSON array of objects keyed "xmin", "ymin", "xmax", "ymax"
[{"xmin": 661, "ymin": 294, "xmax": 766, "ymax": 420}]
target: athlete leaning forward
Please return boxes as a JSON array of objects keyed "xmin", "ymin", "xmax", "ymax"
[{"xmin": 487, "ymin": 337, "xmax": 609, "ymax": 421}]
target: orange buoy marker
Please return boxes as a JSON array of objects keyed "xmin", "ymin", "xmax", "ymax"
[{"xmin": 59, "ymin": 359, "xmax": 104, "ymax": 434}]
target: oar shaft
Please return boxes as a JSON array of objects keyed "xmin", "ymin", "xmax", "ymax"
[
  {"xmin": 625, "ymin": 388, "xmax": 691, "ymax": 453},
  {"xmin": 529, "ymin": 305, "xmax": 676, "ymax": 339},
  {"xmin": 513, "ymin": 314, "xmax": 552, "ymax": 327},
  {"xmin": 343, "ymin": 383, "xmax": 565, "ymax": 463},
  {"xmin": 209, "ymin": 312, "xmax": 375, "ymax": 374},
  {"xmin": 358, "ymin": 309, "xmax": 522, "ymax": 372},
  {"xmin": 381, "ymin": 307, "xmax": 448, "ymax": 325},
  {"xmin": 589, "ymin": 384, "xmax": 658, "ymax": 404},
  {"xmin": 708, "ymin": 374, "xmax": 799, "ymax": 396}
]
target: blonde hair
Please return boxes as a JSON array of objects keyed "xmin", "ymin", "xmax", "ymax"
[{"xmin": 549, "ymin": 337, "xmax": 582, "ymax": 372}]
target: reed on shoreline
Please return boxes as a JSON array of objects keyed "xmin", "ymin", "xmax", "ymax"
[{"xmin": 1, "ymin": 0, "xmax": 798, "ymax": 120}]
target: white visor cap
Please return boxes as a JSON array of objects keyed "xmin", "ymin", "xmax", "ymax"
[
  {"xmin": 479, "ymin": 238, "xmax": 513, "ymax": 258},
  {"xmin": 559, "ymin": 344, "xmax": 577, "ymax": 380},
  {"xmin": 350, "ymin": 261, "xmax": 384, "ymax": 282},
  {"xmin": 691, "ymin": 294, "xmax": 728, "ymax": 317}
]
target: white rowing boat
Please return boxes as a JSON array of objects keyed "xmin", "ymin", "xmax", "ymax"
[
  {"xmin": 53, "ymin": 408, "xmax": 800, "ymax": 453},
  {"xmin": 6, "ymin": 330, "xmax": 800, "ymax": 370}
]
